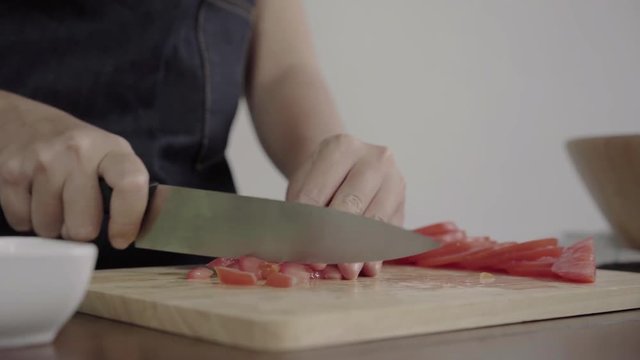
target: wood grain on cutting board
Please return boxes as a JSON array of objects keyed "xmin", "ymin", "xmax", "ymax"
[{"xmin": 79, "ymin": 266, "xmax": 640, "ymax": 352}]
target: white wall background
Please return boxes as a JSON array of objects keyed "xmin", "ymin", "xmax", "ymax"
[{"xmin": 228, "ymin": 0, "xmax": 640, "ymax": 244}]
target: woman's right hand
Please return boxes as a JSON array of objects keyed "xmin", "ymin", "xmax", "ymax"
[{"xmin": 0, "ymin": 90, "xmax": 149, "ymax": 249}]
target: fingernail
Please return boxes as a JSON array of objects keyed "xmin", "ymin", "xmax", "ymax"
[
  {"xmin": 309, "ymin": 263, "xmax": 327, "ymax": 271},
  {"xmin": 338, "ymin": 263, "xmax": 364, "ymax": 280},
  {"xmin": 111, "ymin": 237, "xmax": 130, "ymax": 250}
]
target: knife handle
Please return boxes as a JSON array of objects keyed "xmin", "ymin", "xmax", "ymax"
[{"xmin": 98, "ymin": 178, "xmax": 158, "ymax": 216}]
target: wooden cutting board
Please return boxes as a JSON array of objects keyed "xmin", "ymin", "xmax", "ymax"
[{"xmin": 79, "ymin": 266, "xmax": 640, "ymax": 352}]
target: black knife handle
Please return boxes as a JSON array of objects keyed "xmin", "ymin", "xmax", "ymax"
[{"xmin": 99, "ymin": 178, "xmax": 158, "ymax": 216}]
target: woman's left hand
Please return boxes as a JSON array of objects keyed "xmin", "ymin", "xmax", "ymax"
[{"xmin": 286, "ymin": 134, "xmax": 406, "ymax": 279}]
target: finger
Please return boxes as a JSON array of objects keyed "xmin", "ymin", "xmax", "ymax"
[
  {"xmin": 337, "ymin": 262, "xmax": 364, "ymax": 280},
  {"xmin": 0, "ymin": 185, "xmax": 32, "ymax": 232},
  {"xmin": 30, "ymin": 162, "xmax": 65, "ymax": 238},
  {"xmin": 61, "ymin": 171, "xmax": 102, "ymax": 241},
  {"xmin": 0, "ymin": 159, "xmax": 32, "ymax": 231},
  {"xmin": 320, "ymin": 265, "xmax": 343, "ymax": 280},
  {"xmin": 285, "ymin": 160, "xmax": 312, "ymax": 201},
  {"xmin": 288, "ymin": 137, "xmax": 361, "ymax": 206},
  {"xmin": 360, "ymin": 175, "xmax": 404, "ymax": 278},
  {"xmin": 98, "ymin": 151, "xmax": 149, "ymax": 249},
  {"xmin": 328, "ymin": 159, "xmax": 385, "ymax": 215},
  {"xmin": 363, "ymin": 173, "xmax": 405, "ymax": 224},
  {"xmin": 389, "ymin": 201, "xmax": 405, "ymax": 227},
  {"xmin": 361, "ymin": 261, "xmax": 382, "ymax": 277},
  {"xmin": 308, "ymin": 263, "xmax": 327, "ymax": 271}
]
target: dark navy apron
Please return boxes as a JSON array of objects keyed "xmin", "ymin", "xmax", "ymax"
[{"xmin": 0, "ymin": 0, "xmax": 256, "ymax": 268}]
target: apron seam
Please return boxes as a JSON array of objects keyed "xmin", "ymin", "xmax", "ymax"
[{"xmin": 195, "ymin": 0, "xmax": 213, "ymax": 171}]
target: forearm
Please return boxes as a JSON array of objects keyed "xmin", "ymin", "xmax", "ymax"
[
  {"xmin": 245, "ymin": 0, "xmax": 344, "ymax": 180},
  {"xmin": 247, "ymin": 63, "xmax": 343, "ymax": 179}
]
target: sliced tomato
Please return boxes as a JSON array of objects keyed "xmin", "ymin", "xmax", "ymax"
[
  {"xmin": 460, "ymin": 238, "xmax": 557, "ymax": 269},
  {"xmin": 384, "ymin": 256, "xmax": 419, "ymax": 265},
  {"xmin": 504, "ymin": 258, "xmax": 558, "ymax": 278},
  {"xmin": 493, "ymin": 246, "xmax": 563, "ymax": 269},
  {"xmin": 416, "ymin": 242, "xmax": 494, "ymax": 267},
  {"xmin": 414, "ymin": 222, "xmax": 459, "ymax": 237},
  {"xmin": 238, "ymin": 256, "xmax": 267, "ymax": 279},
  {"xmin": 207, "ymin": 257, "xmax": 239, "ymax": 270},
  {"xmin": 214, "ymin": 266, "xmax": 257, "ymax": 286},
  {"xmin": 466, "ymin": 236, "xmax": 494, "ymax": 245},
  {"xmin": 265, "ymin": 272, "xmax": 298, "ymax": 288},
  {"xmin": 413, "ymin": 240, "xmax": 472, "ymax": 265},
  {"xmin": 386, "ymin": 223, "xmax": 464, "ymax": 265},
  {"xmin": 551, "ymin": 238, "xmax": 595, "ymax": 283},
  {"xmin": 186, "ymin": 266, "xmax": 214, "ymax": 280}
]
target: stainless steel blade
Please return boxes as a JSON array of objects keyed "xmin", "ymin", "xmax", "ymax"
[{"xmin": 134, "ymin": 185, "xmax": 438, "ymax": 263}]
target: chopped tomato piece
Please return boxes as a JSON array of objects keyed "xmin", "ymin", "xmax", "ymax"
[
  {"xmin": 214, "ymin": 266, "xmax": 257, "ymax": 286},
  {"xmin": 265, "ymin": 272, "xmax": 298, "ymax": 288},
  {"xmin": 552, "ymin": 238, "xmax": 595, "ymax": 283},
  {"xmin": 238, "ymin": 256, "xmax": 267, "ymax": 279},
  {"xmin": 259, "ymin": 262, "xmax": 281, "ymax": 279},
  {"xmin": 207, "ymin": 257, "xmax": 239, "ymax": 270},
  {"xmin": 186, "ymin": 266, "xmax": 214, "ymax": 280}
]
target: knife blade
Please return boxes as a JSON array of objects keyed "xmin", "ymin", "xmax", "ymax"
[{"xmin": 101, "ymin": 182, "xmax": 439, "ymax": 263}]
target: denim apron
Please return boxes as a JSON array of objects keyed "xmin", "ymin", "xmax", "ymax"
[{"xmin": 0, "ymin": 0, "xmax": 256, "ymax": 268}]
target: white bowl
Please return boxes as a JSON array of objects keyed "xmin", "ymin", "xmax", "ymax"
[{"xmin": 0, "ymin": 237, "xmax": 97, "ymax": 349}]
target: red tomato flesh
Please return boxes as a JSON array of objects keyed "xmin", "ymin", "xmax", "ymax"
[
  {"xmin": 414, "ymin": 222, "xmax": 459, "ymax": 237},
  {"xmin": 238, "ymin": 256, "xmax": 267, "ymax": 279},
  {"xmin": 416, "ymin": 243, "xmax": 494, "ymax": 267},
  {"xmin": 414, "ymin": 240, "xmax": 473, "ymax": 267},
  {"xmin": 551, "ymin": 238, "xmax": 595, "ymax": 283},
  {"xmin": 207, "ymin": 257, "xmax": 239, "ymax": 270},
  {"xmin": 460, "ymin": 238, "xmax": 557, "ymax": 269},
  {"xmin": 214, "ymin": 266, "xmax": 257, "ymax": 286},
  {"xmin": 492, "ymin": 246, "xmax": 563, "ymax": 269},
  {"xmin": 265, "ymin": 272, "xmax": 298, "ymax": 288},
  {"xmin": 259, "ymin": 262, "xmax": 281, "ymax": 279},
  {"xmin": 504, "ymin": 257, "xmax": 558, "ymax": 278}
]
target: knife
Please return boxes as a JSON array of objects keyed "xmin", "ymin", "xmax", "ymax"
[{"xmin": 100, "ymin": 182, "xmax": 439, "ymax": 264}]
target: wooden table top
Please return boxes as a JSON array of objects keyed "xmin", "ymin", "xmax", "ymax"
[{"xmin": 2, "ymin": 309, "xmax": 639, "ymax": 360}]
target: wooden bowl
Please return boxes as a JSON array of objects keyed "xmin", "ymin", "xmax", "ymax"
[{"xmin": 567, "ymin": 135, "xmax": 640, "ymax": 249}]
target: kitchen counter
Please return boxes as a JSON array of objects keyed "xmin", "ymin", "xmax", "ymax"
[{"xmin": 2, "ymin": 310, "xmax": 639, "ymax": 360}]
